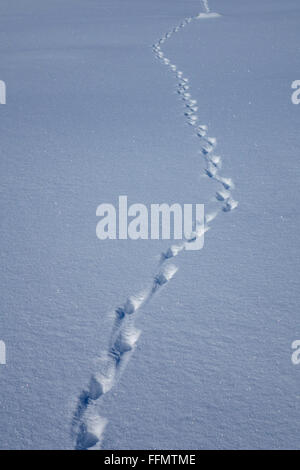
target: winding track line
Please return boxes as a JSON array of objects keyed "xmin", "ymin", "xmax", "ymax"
[{"xmin": 72, "ymin": 0, "xmax": 238, "ymax": 450}]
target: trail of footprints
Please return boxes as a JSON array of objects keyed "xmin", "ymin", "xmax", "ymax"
[{"xmin": 72, "ymin": 2, "xmax": 238, "ymax": 450}]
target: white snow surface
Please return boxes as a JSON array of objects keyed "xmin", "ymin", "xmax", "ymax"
[{"xmin": 0, "ymin": 0, "xmax": 299, "ymax": 449}]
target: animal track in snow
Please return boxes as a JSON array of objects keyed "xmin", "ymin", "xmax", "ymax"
[{"xmin": 72, "ymin": 0, "xmax": 238, "ymax": 449}]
